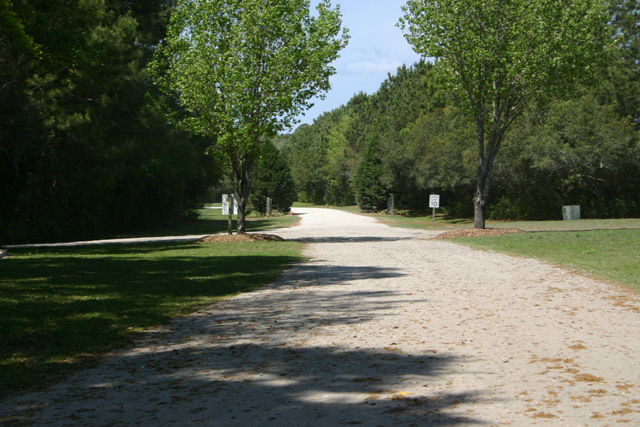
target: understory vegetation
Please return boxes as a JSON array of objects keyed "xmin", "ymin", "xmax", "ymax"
[{"xmin": 282, "ymin": 0, "xmax": 639, "ymax": 220}]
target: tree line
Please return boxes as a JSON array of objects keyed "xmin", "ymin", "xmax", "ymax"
[
  {"xmin": 283, "ymin": 0, "xmax": 639, "ymax": 220},
  {"xmin": 1, "ymin": 0, "xmax": 323, "ymax": 243},
  {"xmin": 3, "ymin": 1, "xmax": 637, "ymax": 243},
  {"xmin": 1, "ymin": 1, "xmax": 221, "ymax": 244}
]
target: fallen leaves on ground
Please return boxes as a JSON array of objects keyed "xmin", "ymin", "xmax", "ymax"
[
  {"xmin": 198, "ymin": 234, "xmax": 285, "ymax": 243},
  {"xmin": 434, "ymin": 228, "xmax": 523, "ymax": 239}
]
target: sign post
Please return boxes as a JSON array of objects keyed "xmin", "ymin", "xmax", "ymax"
[
  {"xmin": 222, "ymin": 194, "xmax": 238, "ymax": 234},
  {"xmin": 222, "ymin": 194, "xmax": 230, "ymax": 216},
  {"xmin": 429, "ymin": 194, "xmax": 440, "ymax": 226}
]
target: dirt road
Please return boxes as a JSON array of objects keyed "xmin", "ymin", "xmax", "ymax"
[{"xmin": 2, "ymin": 208, "xmax": 639, "ymax": 425}]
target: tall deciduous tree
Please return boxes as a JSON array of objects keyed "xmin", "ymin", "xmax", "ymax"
[
  {"xmin": 150, "ymin": 0, "xmax": 348, "ymax": 233},
  {"xmin": 400, "ymin": 0, "xmax": 611, "ymax": 228}
]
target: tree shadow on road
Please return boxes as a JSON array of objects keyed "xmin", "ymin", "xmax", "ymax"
[
  {"xmin": 3, "ymin": 260, "xmax": 493, "ymax": 425},
  {"xmin": 287, "ymin": 236, "xmax": 414, "ymax": 244},
  {"xmin": 6, "ymin": 338, "xmax": 489, "ymax": 426}
]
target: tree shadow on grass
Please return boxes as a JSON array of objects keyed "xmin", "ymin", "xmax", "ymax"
[
  {"xmin": 1, "ymin": 243, "xmax": 495, "ymax": 425},
  {"xmin": 3, "ymin": 262, "xmax": 492, "ymax": 425},
  {"xmin": 0, "ymin": 243, "xmax": 410, "ymax": 399},
  {"xmin": 0, "ymin": 243, "xmax": 302, "ymax": 397}
]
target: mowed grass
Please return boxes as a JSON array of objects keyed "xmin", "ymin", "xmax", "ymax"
[
  {"xmin": 0, "ymin": 239, "xmax": 303, "ymax": 398},
  {"xmin": 454, "ymin": 229, "xmax": 640, "ymax": 290},
  {"xmin": 329, "ymin": 205, "xmax": 640, "ymax": 232},
  {"xmin": 331, "ymin": 205, "xmax": 639, "ymax": 290},
  {"xmin": 369, "ymin": 210, "xmax": 640, "ymax": 232}
]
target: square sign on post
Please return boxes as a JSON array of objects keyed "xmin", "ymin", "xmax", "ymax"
[
  {"xmin": 222, "ymin": 194, "xmax": 230, "ymax": 216},
  {"xmin": 429, "ymin": 194, "xmax": 440, "ymax": 208},
  {"xmin": 222, "ymin": 194, "xmax": 238, "ymax": 215},
  {"xmin": 429, "ymin": 194, "xmax": 440, "ymax": 226}
]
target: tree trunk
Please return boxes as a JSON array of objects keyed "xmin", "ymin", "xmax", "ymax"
[
  {"xmin": 473, "ymin": 192, "xmax": 486, "ymax": 229},
  {"xmin": 473, "ymin": 147, "xmax": 498, "ymax": 229},
  {"xmin": 474, "ymin": 117, "xmax": 487, "ymax": 229},
  {"xmin": 473, "ymin": 158, "xmax": 492, "ymax": 229},
  {"xmin": 472, "ymin": 89, "xmax": 517, "ymax": 228},
  {"xmin": 232, "ymin": 153, "xmax": 255, "ymax": 234},
  {"xmin": 473, "ymin": 116, "xmax": 503, "ymax": 229},
  {"xmin": 227, "ymin": 195, "xmax": 233, "ymax": 235},
  {"xmin": 235, "ymin": 194, "xmax": 246, "ymax": 234}
]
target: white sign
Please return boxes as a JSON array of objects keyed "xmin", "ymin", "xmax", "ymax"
[
  {"xmin": 222, "ymin": 194, "xmax": 238, "ymax": 215},
  {"xmin": 222, "ymin": 194, "xmax": 229, "ymax": 215},
  {"xmin": 429, "ymin": 194, "xmax": 440, "ymax": 209}
]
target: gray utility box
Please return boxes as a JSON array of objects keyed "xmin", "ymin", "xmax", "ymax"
[{"xmin": 562, "ymin": 205, "xmax": 581, "ymax": 220}]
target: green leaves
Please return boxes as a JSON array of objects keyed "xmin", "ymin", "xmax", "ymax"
[
  {"xmin": 250, "ymin": 141, "xmax": 296, "ymax": 214},
  {"xmin": 0, "ymin": 1, "xmax": 218, "ymax": 243},
  {"xmin": 400, "ymin": 0, "xmax": 612, "ymax": 227},
  {"xmin": 151, "ymin": 0, "xmax": 348, "ymax": 152},
  {"xmin": 0, "ymin": 0, "xmax": 39, "ymax": 55},
  {"xmin": 400, "ymin": 0, "xmax": 611, "ymax": 122},
  {"xmin": 150, "ymin": 0, "xmax": 348, "ymax": 231},
  {"xmin": 354, "ymin": 138, "xmax": 388, "ymax": 213}
]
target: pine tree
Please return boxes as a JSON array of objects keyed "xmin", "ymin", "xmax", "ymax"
[
  {"xmin": 250, "ymin": 142, "xmax": 296, "ymax": 215},
  {"xmin": 353, "ymin": 138, "xmax": 388, "ymax": 212}
]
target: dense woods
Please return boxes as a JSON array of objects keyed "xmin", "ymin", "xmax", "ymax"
[
  {"xmin": 1, "ymin": 1, "xmax": 219, "ymax": 243},
  {"xmin": 2, "ymin": 1, "xmax": 638, "ymax": 243},
  {"xmin": 283, "ymin": 0, "xmax": 639, "ymax": 220}
]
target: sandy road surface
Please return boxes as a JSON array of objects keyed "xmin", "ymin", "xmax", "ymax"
[{"xmin": 2, "ymin": 208, "xmax": 639, "ymax": 426}]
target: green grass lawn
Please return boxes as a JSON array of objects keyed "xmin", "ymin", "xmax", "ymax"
[
  {"xmin": 330, "ymin": 205, "xmax": 639, "ymax": 290},
  {"xmin": 0, "ymin": 211, "xmax": 303, "ymax": 397},
  {"xmin": 454, "ymin": 229, "xmax": 640, "ymax": 290}
]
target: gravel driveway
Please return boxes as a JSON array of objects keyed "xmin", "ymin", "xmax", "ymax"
[{"xmin": 2, "ymin": 207, "xmax": 639, "ymax": 425}]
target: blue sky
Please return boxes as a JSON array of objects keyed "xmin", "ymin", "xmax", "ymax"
[{"xmin": 295, "ymin": 0, "xmax": 422, "ymax": 126}]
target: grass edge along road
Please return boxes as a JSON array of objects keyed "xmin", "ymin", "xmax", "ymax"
[
  {"xmin": 326, "ymin": 204, "xmax": 640, "ymax": 232},
  {"xmin": 456, "ymin": 229, "xmax": 640, "ymax": 291},
  {"xmin": 0, "ymin": 210, "xmax": 303, "ymax": 398},
  {"xmin": 319, "ymin": 204, "xmax": 640, "ymax": 291}
]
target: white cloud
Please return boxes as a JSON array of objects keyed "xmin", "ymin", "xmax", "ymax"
[
  {"xmin": 337, "ymin": 47, "xmax": 405, "ymax": 75},
  {"xmin": 342, "ymin": 58, "xmax": 403, "ymax": 75}
]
